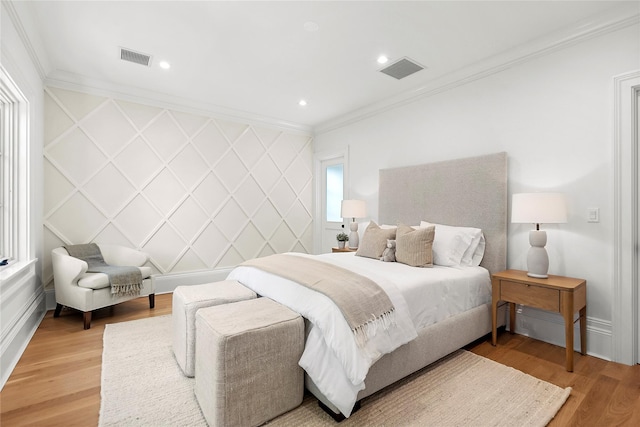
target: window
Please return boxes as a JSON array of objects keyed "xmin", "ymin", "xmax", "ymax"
[
  {"xmin": 0, "ymin": 66, "xmax": 28, "ymax": 264},
  {"xmin": 0, "ymin": 101, "xmax": 5, "ymax": 261},
  {"xmin": 326, "ymin": 163, "xmax": 343, "ymax": 222}
]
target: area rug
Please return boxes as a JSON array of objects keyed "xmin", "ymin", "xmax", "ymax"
[{"xmin": 99, "ymin": 315, "xmax": 571, "ymax": 427}]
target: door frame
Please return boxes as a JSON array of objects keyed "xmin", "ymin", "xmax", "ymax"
[
  {"xmin": 313, "ymin": 148, "xmax": 349, "ymax": 254},
  {"xmin": 613, "ymin": 70, "xmax": 640, "ymax": 365}
]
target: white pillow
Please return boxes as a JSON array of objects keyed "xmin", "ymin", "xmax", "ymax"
[
  {"xmin": 461, "ymin": 233, "xmax": 485, "ymax": 266},
  {"xmin": 420, "ymin": 221, "xmax": 483, "ymax": 267}
]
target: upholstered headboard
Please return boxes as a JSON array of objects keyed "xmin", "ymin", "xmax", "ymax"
[{"xmin": 378, "ymin": 152, "xmax": 507, "ymax": 274}]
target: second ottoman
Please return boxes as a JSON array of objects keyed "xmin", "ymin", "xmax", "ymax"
[{"xmin": 195, "ymin": 297, "xmax": 304, "ymax": 427}]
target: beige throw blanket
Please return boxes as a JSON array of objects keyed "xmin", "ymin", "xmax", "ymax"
[
  {"xmin": 64, "ymin": 243, "xmax": 143, "ymax": 297},
  {"xmin": 240, "ymin": 254, "xmax": 396, "ymax": 347}
]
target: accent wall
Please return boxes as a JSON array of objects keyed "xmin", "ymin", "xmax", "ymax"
[{"xmin": 42, "ymin": 87, "xmax": 313, "ymax": 291}]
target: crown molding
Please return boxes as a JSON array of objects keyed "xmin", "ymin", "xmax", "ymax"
[
  {"xmin": 44, "ymin": 74, "xmax": 313, "ymax": 134},
  {"xmin": 315, "ymin": 4, "xmax": 640, "ymax": 135},
  {"xmin": 2, "ymin": 0, "xmax": 51, "ymax": 80}
]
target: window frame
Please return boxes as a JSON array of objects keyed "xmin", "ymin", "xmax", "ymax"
[{"xmin": 0, "ymin": 65, "xmax": 30, "ymax": 266}]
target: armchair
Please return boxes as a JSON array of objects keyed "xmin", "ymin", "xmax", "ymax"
[{"xmin": 52, "ymin": 243, "xmax": 155, "ymax": 329}]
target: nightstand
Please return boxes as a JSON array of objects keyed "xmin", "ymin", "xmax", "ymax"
[
  {"xmin": 331, "ymin": 247, "xmax": 357, "ymax": 253},
  {"xmin": 491, "ymin": 269, "xmax": 586, "ymax": 372}
]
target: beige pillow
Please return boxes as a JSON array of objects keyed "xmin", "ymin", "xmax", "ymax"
[
  {"xmin": 356, "ymin": 221, "xmax": 396, "ymax": 259},
  {"xmin": 395, "ymin": 223, "xmax": 435, "ymax": 267}
]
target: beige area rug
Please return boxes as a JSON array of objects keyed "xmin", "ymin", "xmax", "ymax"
[{"xmin": 100, "ymin": 315, "xmax": 571, "ymax": 427}]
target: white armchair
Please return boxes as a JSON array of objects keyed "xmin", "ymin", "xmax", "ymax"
[{"xmin": 52, "ymin": 243, "xmax": 155, "ymax": 329}]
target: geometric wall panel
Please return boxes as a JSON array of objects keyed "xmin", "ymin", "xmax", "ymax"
[
  {"xmin": 83, "ymin": 163, "xmax": 136, "ymax": 217},
  {"xmin": 43, "ymin": 159, "xmax": 75, "ymax": 214},
  {"xmin": 142, "ymin": 168, "xmax": 187, "ymax": 215},
  {"xmin": 47, "ymin": 192, "xmax": 107, "ymax": 243},
  {"xmin": 253, "ymin": 154, "xmax": 283, "ymax": 194},
  {"xmin": 192, "ymin": 173, "xmax": 230, "ymax": 216},
  {"xmin": 192, "ymin": 122, "xmax": 230, "ymax": 166},
  {"xmin": 113, "ymin": 195, "xmax": 163, "ymax": 246},
  {"xmin": 46, "ymin": 128, "xmax": 107, "ymax": 184},
  {"xmin": 81, "ymin": 102, "xmax": 137, "ymax": 156},
  {"xmin": 43, "ymin": 87, "xmax": 313, "ymax": 289},
  {"xmin": 169, "ymin": 197, "xmax": 209, "ymax": 242},
  {"xmin": 114, "ymin": 137, "xmax": 163, "ymax": 188},
  {"xmin": 169, "ymin": 145, "xmax": 209, "ymax": 190}
]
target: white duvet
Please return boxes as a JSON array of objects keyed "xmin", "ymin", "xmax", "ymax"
[{"xmin": 226, "ymin": 252, "xmax": 491, "ymax": 417}]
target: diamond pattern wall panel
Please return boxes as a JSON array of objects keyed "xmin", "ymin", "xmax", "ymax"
[{"xmin": 43, "ymin": 87, "xmax": 314, "ymax": 289}]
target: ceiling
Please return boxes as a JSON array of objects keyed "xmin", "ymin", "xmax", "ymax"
[{"xmin": 19, "ymin": 1, "xmax": 640, "ymax": 130}]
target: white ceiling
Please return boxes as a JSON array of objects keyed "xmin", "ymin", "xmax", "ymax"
[{"xmin": 19, "ymin": 1, "xmax": 640, "ymax": 130}]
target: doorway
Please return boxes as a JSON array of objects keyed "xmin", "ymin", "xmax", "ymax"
[{"xmin": 613, "ymin": 70, "xmax": 640, "ymax": 365}]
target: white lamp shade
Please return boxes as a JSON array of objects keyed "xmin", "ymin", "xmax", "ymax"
[
  {"xmin": 511, "ymin": 193, "xmax": 567, "ymax": 224},
  {"xmin": 341, "ymin": 199, "xmax": 367, "ymax": 219}
]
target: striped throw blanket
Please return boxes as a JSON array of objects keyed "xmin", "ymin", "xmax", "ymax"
[{"xmin": 64, "ymin": 243, "xmax": 143, "ymax": 297}]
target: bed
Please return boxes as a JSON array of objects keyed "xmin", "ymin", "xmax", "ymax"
[{"xmin": 227, "ymin": 152, "xmax": 508, "ymax": 419}]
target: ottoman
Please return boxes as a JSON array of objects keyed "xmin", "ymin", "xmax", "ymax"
[
  {"xmin": 195, "ymin": 298, "xmax": 304, "ymax": 427},
  {"xmin": 172, "ymin": 280, "xmax": 257, "ymax": 377}
]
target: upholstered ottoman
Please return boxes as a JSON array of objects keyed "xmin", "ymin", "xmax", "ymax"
[
  {"xmin": 194, "ymin": 297, "xmax": 304, "ymax": 427},
  {"xmin": 172, "ymin": 280, "xmax": 257, "ymax": 377}
]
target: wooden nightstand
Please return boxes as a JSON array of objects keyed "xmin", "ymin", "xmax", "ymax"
[
  {"xmin": 491, "ymin": 269, "xmax": 587, "ymax": 372},
  {"xmin": 331, "ymin": 247, "xmax": 357, "ymax": 253}
]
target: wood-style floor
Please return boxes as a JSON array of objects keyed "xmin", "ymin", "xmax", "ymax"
[{"xmin": 1, "ymin": 293, "xmax": 639, "ymax": 426}]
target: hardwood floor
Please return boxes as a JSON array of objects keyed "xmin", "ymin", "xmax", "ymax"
[
  {"xmin": 469, "ymin": 332, "xmax": 640, "ymax": 426},
  {"xmin": 1, "ymin": 294, "xmax": 639, "ymax": 426}
]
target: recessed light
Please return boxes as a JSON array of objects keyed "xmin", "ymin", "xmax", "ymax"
[
  {"xmin": 298, "ymin": 99, "xmax": 308, "ymax": 107},
  {"xmin": 304, "ymin": 21, "xmax": 319, "ymax": 32},
  {"xmin": 159, "ymin": 61, "xmax": 171, "ymax": 70},
  {"xmin": 377, "ymin": 55, "xmax": 389, "ymax": 65}
]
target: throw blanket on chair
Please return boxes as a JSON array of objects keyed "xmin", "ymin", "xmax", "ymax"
[
  {"xmin": 240, "ymin": 254, "xmax": 396, "ymax": 347},
  {"xmin": 64, "ymin": 243, "xmax": 143, "ymax": 297}
]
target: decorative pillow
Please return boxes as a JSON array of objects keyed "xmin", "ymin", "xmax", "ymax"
[
  {"xmin": 356, "ymin": 221, "xmax": 396, "ymax": 259},
  {"xmin": 420, "ymin": 221, "xmax": 483, "ymax": 267},
  {"xmin": 395, "ymin": 223, "xmax": 435, "ymax": 267}
]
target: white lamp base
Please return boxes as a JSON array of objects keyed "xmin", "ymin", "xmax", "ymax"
[
  {"xmin": 527, "ymin": 230, "xmax": 549, "ymax": 278},
  {"xmin": 348, "ymin": 222, "xmax": 359, "ymax": 249}
]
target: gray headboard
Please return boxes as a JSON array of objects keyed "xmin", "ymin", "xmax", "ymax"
[{"xmin": 379, "ymin": 152, "xmax": 507, "ymax": 274}]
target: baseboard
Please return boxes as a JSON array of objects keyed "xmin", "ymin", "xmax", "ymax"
[
  {"xmin": 151, "ymin": 268, "xmax": 235, "ymax": 294},
  {"xmin": 0, "ymin": 292, "xmax": 46, "ymax": 391},
  {"xmin": 513, "ymin": 305, "xmax": 613, "ymax": 362}
]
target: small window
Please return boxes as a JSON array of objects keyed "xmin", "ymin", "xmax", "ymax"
[{"xmin": 326, "ymin": 163, "xmax": 343, "ymax": 222}]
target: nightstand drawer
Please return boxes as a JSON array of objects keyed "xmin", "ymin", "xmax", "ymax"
[{"xmin": 501, "ymin": 280, "xmax": 559, "ymax": 312}]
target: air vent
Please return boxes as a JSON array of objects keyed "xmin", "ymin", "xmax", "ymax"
[
  {"xmin": 120, "ymin": 48, "xmax": 151, "ymax": 66},
  {"xmin": 379, "ymin": 57, "xmax": 424, "ymax": 80}
]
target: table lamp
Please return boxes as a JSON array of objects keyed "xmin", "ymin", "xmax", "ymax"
[
  {"xmin": 341, "ymin": 200, "xmax": 366, "ymax": 249},
  {"xmin": 511, "ymin": 193, "xmax": 567, "ymax": 278}
]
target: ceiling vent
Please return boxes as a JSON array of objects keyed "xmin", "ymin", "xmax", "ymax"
[
  {"xmin": 379, "ymin": 57, "xmax": 424, "ymax": 80},
  {"xmin": 120, "ymin": 48, "xmax": 151, "ymax": 66}
]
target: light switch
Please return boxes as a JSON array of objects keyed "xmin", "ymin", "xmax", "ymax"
[{"xmin": 587, "ymin": 208, "xmax": 599, "ymax": 223}]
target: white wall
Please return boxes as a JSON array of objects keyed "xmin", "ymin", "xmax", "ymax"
[
  {"xmin": 314, "ymin": 23, "xmax": 640, "ymax": 361},
  {"xmin": 0, "ymin": 1, "xmax": 46, "ymax": 389}
]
